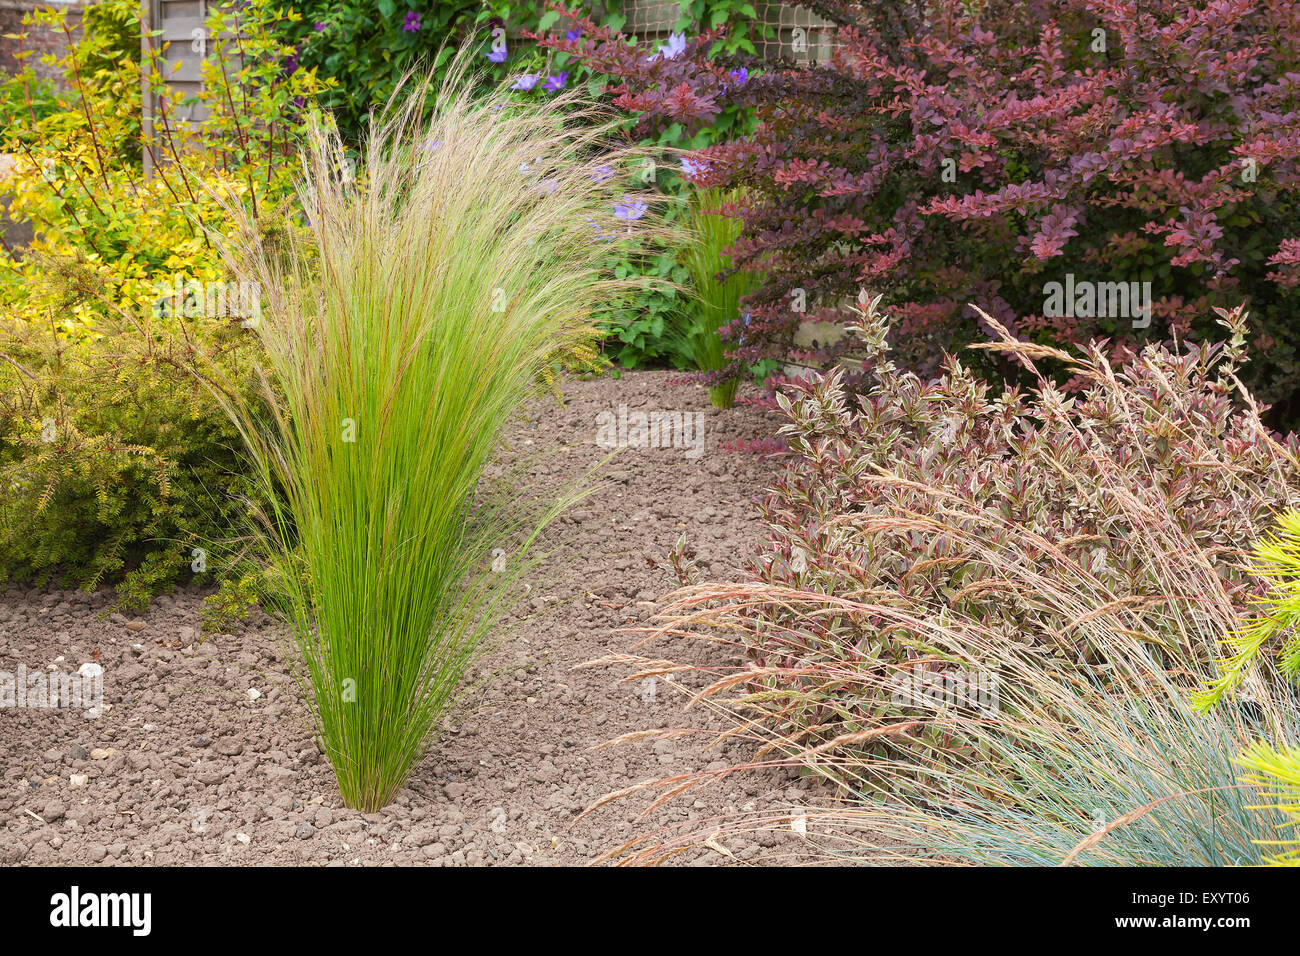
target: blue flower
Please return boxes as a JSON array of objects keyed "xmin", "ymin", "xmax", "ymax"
[
  {"xmin": 729, "ymin": 67, "xmax": 748, "ymax": 85},
  {"xmin": 589, "ymin": 164, "xmax": 615, "ymax": 183},
  {"xmin": 487, "ymin": 46, "xmax": 508, "ymax": 63},
  {"xmin": 613, "ymin": 196, "xmax": 648, "ymax": 222},
  {"xmin": 538, "ymin": 178, "xmax": 559, "ymax": 194},
  {"xmin": 648, "ymin": 31, "xmax": 687, "ymax": 63},
  {"xmin": 543, "ymin": 72, "xmax": 569, "ymax": 92},
  {"xmin": 679, "ymin": 156, "xmax": 704, "ymax": 179},
  {"xmin": 511, "ymin": 73, "xmax": 541, "ymax": 91},
  {"xmin": 566, "ymin": 27, "xmax": 582, "ymax": 42}
]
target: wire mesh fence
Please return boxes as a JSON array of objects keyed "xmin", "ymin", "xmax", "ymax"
[{"xmin": 623, "ymin": 0, "xmax": 836, "ymax": 64}]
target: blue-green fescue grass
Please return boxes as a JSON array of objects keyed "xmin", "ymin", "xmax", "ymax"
[
  {"xmin": 676, "ymin": 188, "xmax": 760, "ymax": 409},
  {"xmin": 211, "ymin": 59, "xmax": 664, "ymax": 810},
  {"xmin": 840, "ymin": 646, "xmax": 1300, "ymax": 866}
]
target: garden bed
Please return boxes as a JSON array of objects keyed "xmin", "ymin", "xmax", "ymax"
[{"xmin": 0, "ymin": 370, "xmax": 830, "ymax": 866}]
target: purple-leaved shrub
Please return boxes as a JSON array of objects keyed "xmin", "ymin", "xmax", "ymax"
[{"xmin": 539, "ymin": 0, "xmax": 1300, "ymax": 423}]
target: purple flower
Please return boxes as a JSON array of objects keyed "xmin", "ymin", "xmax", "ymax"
[
  {"xmin": 589, "ymin": 164, "xmax": 615, "ymax": 183},
  {"xmin": 543, "ymin": 72, "xmax": 569, "ymax": 92},
  {"xmin": 419, "ymin": 138, "xmax": 443, "ymax": 153},
  {"xmin": 538, "ymin": 178, "xmax": 559, "ymax": 194},
  {"xmin": 403, "ymin": 11, "xmax": 421, "ymax": 32},
  {"xmin": 487, "ymin": 46, "xmax": 508, "ymax": 63},
  {"xmin": 314, "ymin": 21, "xmax": 327, "ymax": 32},
  {"xmin": 613, "ymin": 196, "xmax": 648, "ymax": 222},
  {"xmin": 729, "ymin": 67, "xmax": 748, "ymax": 85},
  {"xmin": 649, "ymin": 32, "xmax": 687, "ymax": 63},
  {"xmin": 680, "ymin": 156, "xmax": 705, "ymax": 179},
  {"xmin": 511, "ymin": 73, "xmax": 541, "ymax": 91},
  {"xmin": 566, "ymin": 27, "xmax": 582, "ymax": 42}
]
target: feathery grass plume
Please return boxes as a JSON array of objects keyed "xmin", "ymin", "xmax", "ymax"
[
  {"xmin": 676, "ymin": 188, "xmax": 760, "ymax": 409},
  {"xmin": 596, "ymin": 541, "xmax": 1300, "ymax": 864},
  {"xmin": 599, "ymin": 528, "xmax": 1300, "ymax": 863},
  {"xmin": 209, "ymin": 53, "xmax": 664, "ymax": 811}
]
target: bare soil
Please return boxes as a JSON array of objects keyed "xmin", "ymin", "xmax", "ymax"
[{"xmin": 1, "ymin": 371, "xmax": 833, "ymax": 866}]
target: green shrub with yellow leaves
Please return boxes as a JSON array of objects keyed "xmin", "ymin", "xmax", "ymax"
[{"xmin": 0, "ymin": 0, "xmax": 319, "ymax": 607}]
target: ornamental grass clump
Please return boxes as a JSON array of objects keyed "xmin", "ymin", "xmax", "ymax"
[
  {"xmin": 676, "ymin": 188, "xmax": 761, "ymax": 409},
  {"xmin": 213, "ymin": 60, "xmax": 659, "ymax": 811}
]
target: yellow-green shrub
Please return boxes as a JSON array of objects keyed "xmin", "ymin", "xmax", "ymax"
[{"xmin": 0, "ymin": 0, "xmax": 319, "ymax": 605}]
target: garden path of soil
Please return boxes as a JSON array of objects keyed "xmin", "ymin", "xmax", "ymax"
[{"xmin": 1, "ymin": 371, "xmax": 836, "ymax": 866}]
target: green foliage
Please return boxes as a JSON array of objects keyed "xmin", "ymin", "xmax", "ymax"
[
  {"xmin": 603, "ymin": 240, "xmax": 691, "ymax": 369},
  {"xmin": 276, "ymin": 0, "xmax": 492, "ymax": 146},
  {"xmin": 201, "ymin": 571, "xmax": 265, "ymax": 635},
  {"xmin": 590, "ymin": 4, "xmax": 758, "ymax": 369},
  {"xmin": 0, "ymin": 291, "xmax": 263, "ymax": 607},
  {"xmin": 676, "ymin": 187, "xmax": 761, "ymax": 407},
  {"xmin": 1198, "ymin": 512, "xmax": 1300, "ymax": 867}
]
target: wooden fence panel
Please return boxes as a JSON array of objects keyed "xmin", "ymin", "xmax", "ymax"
[{"xmin": 141, "ymin": 0, "xmax": 215, "ymax": 175}]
